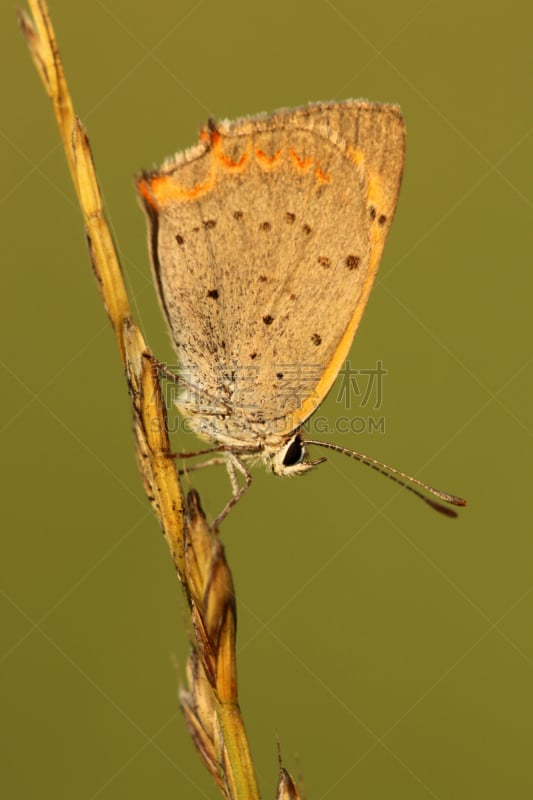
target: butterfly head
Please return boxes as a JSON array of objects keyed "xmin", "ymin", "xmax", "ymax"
[{"xmin": 269, "ymin": 432, "xmax": 326, "ymax": 477}]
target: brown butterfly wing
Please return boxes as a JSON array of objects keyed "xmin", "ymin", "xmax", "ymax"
[{"xmin": 137, "ymin": 101, "xmax": 405, "ymax": 445}]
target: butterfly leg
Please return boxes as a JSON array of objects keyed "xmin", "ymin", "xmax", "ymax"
[
  {"xmin": 173, "ymin": 445, "xmax": 226, "ymax": 459},
  {"xmin": 143, "ymin": 353, "xmax": 227, "ymax": 415},
  {"xmin": 142, "ymin": 352, "xmax": 183, "ymax": 384},
  {"xmin": 178, "ymin": 457, "xmax": 227, "ymax": 475},
  {"xmin": 214, "ymin": 453, "xmax": 253, "ymax": 529}
]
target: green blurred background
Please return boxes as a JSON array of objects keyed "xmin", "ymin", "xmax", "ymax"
[{"xmin": 2, "ymin": 1, "xmax": 532, "ymax": 797}]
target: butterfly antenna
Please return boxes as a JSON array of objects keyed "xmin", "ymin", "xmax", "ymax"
[{"xmin": 304, "ymin": 439, "xmax": 466, "ymax": 512}]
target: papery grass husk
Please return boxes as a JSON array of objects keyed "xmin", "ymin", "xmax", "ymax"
[{"xmin": 276, "ymin": 767, "xmax": 303, "ymax": 800}]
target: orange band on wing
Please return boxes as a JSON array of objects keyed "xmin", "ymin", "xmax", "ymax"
[
  {"xmin": 138, "ymin": 132, "xmax": 332, "ymax": 208},
  {"xmin": 289, "ymin": 148, "xmax": 313, "ymax": 171},
  {"xmin": 348, "ymin": 146, "xmax": 365, "ymax": 167},
  {"xmin": 213, "ymin": 131, "xmax": 250, "ymax": 169},
  {"xmin": 256, "ymin": 148, "xmax": 282, "ymax": 167},
  {"xmin": 137, "ymin": 174, "xmax": 215, "ymax": 207},
  {"xmin": 315, "ymin": 165, "xmax": 332, "ymax": 184}
]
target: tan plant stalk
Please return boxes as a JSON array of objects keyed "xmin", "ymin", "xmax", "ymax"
[{"xmin": 18, "ymin": 2, "xmax": 301, "ymax": 797}]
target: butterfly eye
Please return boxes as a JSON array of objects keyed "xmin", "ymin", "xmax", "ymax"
[{"xmin": 282, "ymin": 435, "xmax": 305, "ymax": 467}]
